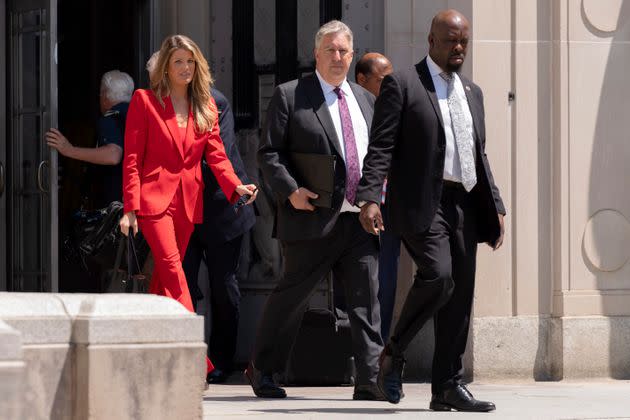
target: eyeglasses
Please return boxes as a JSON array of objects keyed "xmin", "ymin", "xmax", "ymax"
[{"xmin": 234, "ymin": 187, "xmax": 257, "ymax": 214}]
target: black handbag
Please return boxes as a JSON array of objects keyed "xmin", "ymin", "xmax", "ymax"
[
  {"xmin": 73, "ymin": 201, "xmax": 125, "ymax": 267},
  {"xmin": 101, "ymin": 231, "xmax": 149, "ymax": 293},
  {"xmin": 60, "ymin": 201, "xmax": 125, "ymax": 277}
]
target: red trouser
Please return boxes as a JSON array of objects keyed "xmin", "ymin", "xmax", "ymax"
[{"xmin": 138, "ymin": 185, "xmax": 214, "ymax": 374}]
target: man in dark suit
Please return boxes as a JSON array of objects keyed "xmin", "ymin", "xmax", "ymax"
[
  {"xmin": 183, "ymin": 88, "xmax": 256, "ymax": 384},
  {"xmin": 355, "ymin": 52, "xmax": 399, "ymax": 341},
  {"xmin": 357, "ymin": 10, "xmax": 505, "ymax": 412},
  {"xmin": 245, "ymin": 20, "xmax": 383, "ymax": 400}
]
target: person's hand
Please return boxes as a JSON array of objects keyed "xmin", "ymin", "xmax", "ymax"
[
  {"xmin": 235, "ymin": 184, "xmax": 258, "ymax": 205},
  {"xmin": 288, "ymin": 187, "xmax": 318, "ymax": 211},
  {"xmin": 359, "ymin": 202, "xmax": 384, "ymax": 235},
  {"xmin": 45, "ymin": 128, "xmax": 74, "ymax": 157},
  {"xmin": 119, "ymin": 211, "xmax": 138, "ymax": 237},
  {"xmin": 491, "ymin": 213, "xmax": 505, "ymax": 250}
]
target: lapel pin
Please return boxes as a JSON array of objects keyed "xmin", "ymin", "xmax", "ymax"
[{"xmin": 465, "ymin": 85, "xmax": 471, "ymax": 91}]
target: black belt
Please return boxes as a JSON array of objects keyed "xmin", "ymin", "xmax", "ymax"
[{"xmin": 442, "ymin": 180, "xmax": 466, "ymax": 190}]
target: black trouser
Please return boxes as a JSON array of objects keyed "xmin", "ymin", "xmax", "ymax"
[
  {"xmin": 391, "ymin": 183, "xmax": 478, "ymax": 394},
  {"xmin": 183, "ymin": 233, "xmax": 243, "ymax": 372},
  {"xmin": 252, "ymin": 213, "xmax": 383, "ymax": 385}
]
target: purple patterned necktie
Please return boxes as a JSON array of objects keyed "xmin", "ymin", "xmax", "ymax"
[{"xmin": 334, "ymin": 87, "xmax": 360, "ymax": 205}]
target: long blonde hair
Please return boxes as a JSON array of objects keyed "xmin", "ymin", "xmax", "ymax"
[{"xmin": 151, "ymin": 35, "xmax": 216, "ymax": 133}]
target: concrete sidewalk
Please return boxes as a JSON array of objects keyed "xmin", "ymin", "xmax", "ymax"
[{"xmin": 203, "ymin": 380, "xmax": 630, "ymax": 419}]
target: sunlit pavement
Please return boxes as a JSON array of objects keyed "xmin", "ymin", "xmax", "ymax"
[{"xmin": 203, "ymin": 379, "xmax": 630, "ymax": 419}]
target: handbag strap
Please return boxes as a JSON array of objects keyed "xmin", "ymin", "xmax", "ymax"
[
  {"xmin": 111, "ymin": 236, "xmax": 126, "ymax": 284},
  {"xmin": 127, "ymin": 231, "xmax": 145, "ymax": 280}
]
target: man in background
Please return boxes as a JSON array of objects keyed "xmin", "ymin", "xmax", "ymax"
[
  {"xmin": 182, "ymin": 88, "xmax": 256, "ymax": 384},
  {"xmin": 355, "ymin": 52, "xmax": 398, "ymax": 341},
  {"xmin": 355, "ymin": 52, "xmax": 393, "ymax": 97},
  {"xmin": 46, "ymin": 70, "xmax": 134, "ymax": 208}
]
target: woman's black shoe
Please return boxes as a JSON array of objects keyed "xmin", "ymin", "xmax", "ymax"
[{"xmin": 206, "ymin": 368, "xmax": 229, "ymax": 384}]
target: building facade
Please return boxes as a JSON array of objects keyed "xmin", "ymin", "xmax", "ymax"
[{"xmin": 1, "ymin": 0, "xmax": 629, "ymax": 379}]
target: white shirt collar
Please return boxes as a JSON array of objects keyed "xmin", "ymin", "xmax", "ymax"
[
  {"xmin": 315, "ymin": 69, "xmax": 351, "ymax": 97},
  {"xmin": 426, "ymin": 55, "xmax": 447, "ymax": 78}
]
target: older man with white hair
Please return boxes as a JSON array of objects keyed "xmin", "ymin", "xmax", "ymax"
[
  {"xmin": 46, "ymin": 70, "xmax": 134, "ymax": 207},
  {"xmin": 245, "ymin": 20, "xmax": 383, "ymax": 400}
]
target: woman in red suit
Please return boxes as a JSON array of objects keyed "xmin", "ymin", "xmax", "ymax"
[{"xmin": 119, "ymin": 35, "xmax": 257, "ymax": 380}]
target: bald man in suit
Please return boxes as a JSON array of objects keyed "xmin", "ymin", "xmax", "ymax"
[{"xmin": 357, "ymin": 10, "xmax": 505, "ymax": 412}]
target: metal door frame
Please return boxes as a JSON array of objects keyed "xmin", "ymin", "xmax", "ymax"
[
  {"xmin": 0, "ymin": 0, "xmax": 7, "ymax": 291},
  {"xmin": 7, "ymin": 0, "xmax": 58, "ymax": 292}
]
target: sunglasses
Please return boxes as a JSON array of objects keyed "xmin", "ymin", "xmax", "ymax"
[{"xmin": 234, "ymin": 187, "xmax": 257, "ymax": 213}]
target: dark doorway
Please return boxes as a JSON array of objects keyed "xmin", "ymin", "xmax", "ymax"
[{"xmin": 56, "ymin": 0, "xmax": 149, "ymax": 292}]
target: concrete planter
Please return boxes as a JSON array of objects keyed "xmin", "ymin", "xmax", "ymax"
[{"xmin": 0, "ymin": 293, "xmax": 206, "ymax": 420}]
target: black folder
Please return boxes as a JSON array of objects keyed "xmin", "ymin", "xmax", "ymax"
[{"xmin": 289, "ymin": 152, "xmax": 336, "ymax": 208}]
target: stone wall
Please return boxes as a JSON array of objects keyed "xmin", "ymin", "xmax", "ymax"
[{"xmin": 0, "ymin": 293, "xmax": 206, "ymax": 420}]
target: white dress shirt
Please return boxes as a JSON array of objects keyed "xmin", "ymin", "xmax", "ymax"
[
  {"xmin": 425, "ymin": 55, "xmax": 476, "ymax": 183},
  {"xmin": 315, "ymin": 70, "xmax": 369, "ymax": 213}
]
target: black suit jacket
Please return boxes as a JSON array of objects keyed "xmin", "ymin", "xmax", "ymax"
[
  {"xmin": 194, "ymin": 88, "xmax": 255, "ymax": 246},
  {"xmin": 258, "ymin": 73, "xmax": 375, "ymax": 241},
  {"xmin": 356, "ymin": 58, "xmax": 505, "ymax": 244}
]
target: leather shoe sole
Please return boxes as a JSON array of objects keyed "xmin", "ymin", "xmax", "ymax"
[{"xmin": 430, "ymin": 400, "xmax": 496, "ymax": 412}]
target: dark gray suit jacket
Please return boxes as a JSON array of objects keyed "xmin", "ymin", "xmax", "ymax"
[
  {"xmin": 356, "ymin": 58, "xmax": 505, "ymax": 244},
  {"xmin": 258, "ymin": 73, "xmax": 375, "ymax": 241},
  {"xmin": 195, "ymin": 88, "xmax": 255, "ymax": 246}
]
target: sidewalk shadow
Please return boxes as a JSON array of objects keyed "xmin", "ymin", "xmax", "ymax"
[
  {"xmin": 204, "ymin": 396, "xmax": 353, "ymax": 402},
  {"xmin": 203, "ymin": 396, "xmax": 408, "ymax": 403},
  {"xmin": 251, "ymin": 408, "xmax": 430, "ymax": 415}
]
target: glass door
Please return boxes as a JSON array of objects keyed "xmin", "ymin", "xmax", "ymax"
[{"xmin": 8, "ymin": 0, "xmax": 58, "ymax": 292}]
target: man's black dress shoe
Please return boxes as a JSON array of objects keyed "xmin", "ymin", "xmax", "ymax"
[
  {"xmin": 206, "ymin": 368, "xmax": 229, "ymax": 384},
  {"xmin": 376, "ymin": 346, "xmax": 406, "ymax": 404},
  {"xmin": 430, "ymin": 384, "xmax": 496, "ymax": 412},
  {"xmin": 352, "ymin": 384, "xmax": 387, "ymax": 401},
  {"xmin": 243, "ymin": 361, "xmax": 286, "ymax": 398}
]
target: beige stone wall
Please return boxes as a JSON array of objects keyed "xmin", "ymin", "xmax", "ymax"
[
  {"xmin": 469, "ymin": 0, "xmax": 517, "ymax": 317},
  {"xmin": 554, "ymin": 0, "xmax": 630, "ymax": 316}
]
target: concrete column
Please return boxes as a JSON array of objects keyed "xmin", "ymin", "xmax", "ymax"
[
  {"xmin": 548, "ymin": 0, "xmax": 630, "ymax": 379},
  {"xmin": 0, "ymin": 293, "xmax": 73, "ymax": 420},
  {"xmin": 149, "ymin": 0, "xmax": 212, "ymax": 57},
  {"xmin": 551, "ymin": 0, "xmax": 630, "ymax": 316},
  {"xmin": 58, "ymin": 294, "xmax": 206, "ymax": 420},
  {"xmin": 466, "ymin": 0, "xmax": 555, "ymax": 381},
  {"xmin": 0, "ymin": 320, "xmax": 24, "ymax": 420},
  {"xmin": 0, "ymin": 293, "xmax": 207, "ymax": 420}
]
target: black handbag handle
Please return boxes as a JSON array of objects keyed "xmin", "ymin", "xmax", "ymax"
[{"xmin": 127, "ymin": 231, "xmax": 146, "ymax": 281}]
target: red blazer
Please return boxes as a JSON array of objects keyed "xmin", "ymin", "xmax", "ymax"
[{"xmin": 123, "ymin": 89, "xmax": 241, "ymax": 223}]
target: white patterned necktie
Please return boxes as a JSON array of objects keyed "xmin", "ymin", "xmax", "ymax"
[{"xmin": 440, "ymin": 72, "xmax": 477, "ymax": 192}]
